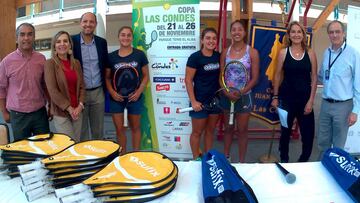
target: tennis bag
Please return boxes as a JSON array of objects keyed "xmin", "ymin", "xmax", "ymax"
[
  {"xmin": 202, "ymin": 149, "xmax": 258, "ymax": 203},
  {"xmin": 54, "ymin": 151, "xmax": 178, "ymax": 203},
  {"xmin": 0, "ymin": 133, "xmax": 75, "ymax": 178},
  {"xmin": 17, "ymin": 140, "xmax": 120, "ymax": 201},
  {"xmin": 321, "ymin": 147, "xmax": 360, "ymax": 203}
]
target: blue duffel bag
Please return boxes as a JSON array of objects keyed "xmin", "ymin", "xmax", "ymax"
[
  {"xmin": 202, "ymin": 149, "xmax": 258, "ymax": 203},
  {"xmin": 321, "ymin": 147, "xmax": 360, "ymax": 203}
]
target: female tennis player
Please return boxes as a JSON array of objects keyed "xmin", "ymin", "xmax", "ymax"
[
  {"xmin": 44, "ymin": 31, "xmax": 85, "ymax": 142},
  {"xmin": 105, "ymin": 26, "xmax": 149, "ymax": 153},
  {"xmin": 271, "ymin": 21, "xmax": 317, "ymax": 163},
  {"xmin": 220, "ymin": 20, "xmax": 259, "ymax": 163},
  {"xmin": 185, "ymin": 28, "xmax": 221, "ymax": 160}
]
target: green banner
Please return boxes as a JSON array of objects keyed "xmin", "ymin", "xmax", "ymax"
[{"xmin": 132, "ymin": 0, "xmax": 200, "ymax": 159}]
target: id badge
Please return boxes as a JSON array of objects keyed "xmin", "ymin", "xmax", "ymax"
[{"xmin": 325, "ymin": 70, "xmax": 330, "ymax": 80}]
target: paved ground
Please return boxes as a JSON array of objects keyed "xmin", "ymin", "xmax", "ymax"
[{"xmin": 0, "ymin": 89, "xmax": 323, "ymax": 163}]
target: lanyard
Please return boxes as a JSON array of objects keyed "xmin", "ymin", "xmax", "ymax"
[{"xmin": 328, "ymin": 43, "xmax": 346, "ymax": 70}]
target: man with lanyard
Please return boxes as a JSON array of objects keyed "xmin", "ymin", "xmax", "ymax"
[
  {"xmin": 318, "ymin": 20, "xmax": 360, "ymax": 158},
  {"xmin": 72, "ymin": 12, "xmax": 108, "ymax": 140},
  {"xmin": 0, "ymin": 23, "xmax": 50, "ymax": 141}
]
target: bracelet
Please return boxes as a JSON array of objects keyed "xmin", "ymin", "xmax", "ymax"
[
  {"xmin": 272, "ymin": 96, "xmax": 279, "ymax": 100},
  {"xmin": 79, "ymin": 102, "xmax": 84, "ymax": 110}
]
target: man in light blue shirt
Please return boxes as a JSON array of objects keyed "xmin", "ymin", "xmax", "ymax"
[
  {"xmin": 318, "ymin": 20, "xmax": 360, "ymax": 158},
  {"xmin": 72, "ymin": 12, "xmax": 109, "ymax": 140}
]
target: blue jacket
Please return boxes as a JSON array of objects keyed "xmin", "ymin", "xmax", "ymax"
[{"xmin": 71, "ymin": 33, "xmax": 109, "ymax": 89}]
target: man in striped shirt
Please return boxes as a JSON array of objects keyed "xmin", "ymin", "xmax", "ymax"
[{"xmin": 0, "ymin": 23, "xmax": 50, "ymax": 141}]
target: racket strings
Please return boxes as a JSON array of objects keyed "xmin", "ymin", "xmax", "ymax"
[
  {"xmin": 223, "ymin": 61, "xmax": 249, "ymax": 91},
  {"xmin": 114, "ymin": 67, "xmax": 139, "ymax": 97}
]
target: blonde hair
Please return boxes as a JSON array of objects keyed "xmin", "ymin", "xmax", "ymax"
[
  {"xmin": 284, "ymin": 21, "xmax": 308, "ymax": 50},
  {"xmin": 51, "ymin": 31, "xmax": 76, "ymax": 69}
]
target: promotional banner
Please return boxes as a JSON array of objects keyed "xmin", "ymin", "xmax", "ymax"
[
  {"xmin": 132, "ymin": 0, "xmax": 200, "ymax": 159},
  {"xmin": 250, "ymin": 25, "xmax": 311, "ymax": 125},
  {"xmin": 345, "ymin": 5, "xmax": 360, "ymax": 154}
]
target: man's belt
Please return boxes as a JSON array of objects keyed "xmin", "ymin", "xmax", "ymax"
[
  {"xmin": 86, "ymin": 86, "xmax": 101, "ymax": 91},
  {"xmin": 324, "ymin": 98, "xmax": 351, "ymax": 103}
]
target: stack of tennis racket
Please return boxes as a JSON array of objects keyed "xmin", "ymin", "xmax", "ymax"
[
  {"xmin": 0, "ymin": 133, "xmax": 75, "ymax": 180},
  {"xmin": 18, "ymin": 140, "xmax": 120, "ymax": 201},
  {"xmin": 54, "ymin": 151, "xmax": 178, "ymax": 203}
]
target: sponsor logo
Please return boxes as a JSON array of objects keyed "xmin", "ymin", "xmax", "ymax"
[
  {"xmin": 151, "ymin": 58, "xmax": 179, "ymax": 70},
  {"xmin": 114, "ymin": 61, "xmax": 138, "ymax": 69},
  {"xmin": 174, "ymin": 136, "xmax": 181, "ymax": 142},
  {"xmin": 172, "ymin": 127, "xmax": 183, "ymax": 131},
  {"xmin": 163, "ymin": 107, "xmax": 170, "ymax": 114},
  {"xmin": 162, "ymin": 135, "xmax": 171, "ymax": 141},
  {"xmin": 129, "ymin": 156, "xmax": 160, "ymax": 177},
  {"xmin": 171, "ymin": 100, "xmax": 181, "ymax": 105},
  {"xmin": 162, "ymin": 142, "xmax": 170, "ymax": 149},
  {"xmin": 169, "ymin": 58, "xmax": 179, "ymax": 69},
  {"xmin": 179, "ymin": 77, "xmax": 185, "ymax": 83},
  {"xmin": 164, "ymin": 121, "xmax": 174, "ymax": 126},
  {"xmin": 204, "ymin": 63, "xmax": 220, "ymax": 71},
  {"xmin": 153, "ymin": 77, "xmax": 176, "ymax": 83},
  {"xmin": 174, "ymin": 89, "xmax": 187, "ymax": 93},
  {"xmin": 156, "ymin": 84, "xmax": 170, "ymax": 91},
  {"xmin": 333, "ymin": 153, "xmax": 360, "ymax": 177},
  {"xmin": 175, "ymin": 143, "xmax": 182, "ymax": 150},
  {"xmin": 156, "ymin": 98, "xmax": 167, "ymax": 104},
  {"xmin": 83, "ymin": 145, "xmax": 106, "ymax": 153},
  {"xmin": 151, "ymin": 63, "xmax": 171, "ymax": 69},
  {"xmin": 179, "ymin": 122, "xmax": 190, "ymax": 126},
  {"xmin": 206, "ymin": 155, "xmax": 225, "ymax": 193}
]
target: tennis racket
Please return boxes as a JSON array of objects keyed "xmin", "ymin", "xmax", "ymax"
[
  {"xmin": 222, "ymin": 60, "xmax": 249, "ymax": 125},
  {"xmin": 112, "ymin": 65, "xmax": 140, "ymax": 98},
  {"xmin": 176, "ymin": 90, "xmax": 222, "ymax": 113},
  {"xmin": 150, "ymin": 30, "xmax": 158, "ymax": 45}
]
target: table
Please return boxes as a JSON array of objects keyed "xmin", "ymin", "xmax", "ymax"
[{"xmin": 0, "ymin": 162, "xmax": 354, "ymax": 203}]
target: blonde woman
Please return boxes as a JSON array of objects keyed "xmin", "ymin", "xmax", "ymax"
[
  {"xmin": 271, "ymin": 21, "xmax": 317, "ymax": 162},
  {"xmin": 45, "ymin": 31, "xmax": 85, "ymax": 141}
]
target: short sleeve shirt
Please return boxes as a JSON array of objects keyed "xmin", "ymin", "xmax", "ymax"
[
  {"xmin": 186, "ymin": 50, "xmax": 220, "ymax": 103},
  {"xmin": 108, "ymin": 48, "xmax": 149, "ymax": 86}
]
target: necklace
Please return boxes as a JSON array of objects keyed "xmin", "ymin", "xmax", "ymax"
[
  {"xmin": 291, "ymin": 47, "xmax": 303, "ymax": 57},
  {"xmin": 233, "ymin": 45, "xmax": 245, "ymax": 54}
]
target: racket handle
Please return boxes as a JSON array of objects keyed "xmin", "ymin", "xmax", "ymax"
[
  {"xmin": 18, "ymin": 160, "xmax": 43, "ymax": 173},
  {"xmin": 229, "ymin": 103, "xmax": 235, "ymax": 125},
  {"xmin": 20, "ymin": 168, "xmax": 48, "ymax": 181},
  {"xmin": 60, "ymin": 190, "xmax": 93, "ymax": 203},
  {"xmin": 55, "ymin": 183, "xmax": 89, "ymax": 198},
  {"xmin": 176, "ymin": 107, "xmax": 193, "ymax": 113},
  {"xmin": 21, "ymin": 179, "xmax": 51, "ymax": 192}
]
